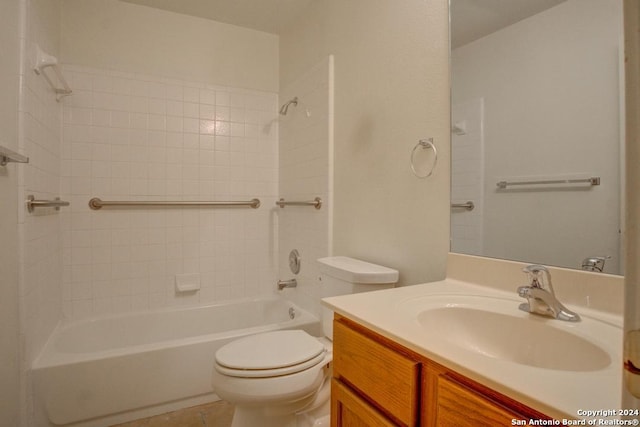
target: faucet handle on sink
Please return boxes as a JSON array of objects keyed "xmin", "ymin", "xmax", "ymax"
[{"xmin": 522, "ymin": 264, "xmax": 554, "ymax": 294}]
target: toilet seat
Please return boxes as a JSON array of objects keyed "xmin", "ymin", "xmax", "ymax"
[{"xmin": 215, "ymin": 330, "xmax": 327, "ymax": 378}]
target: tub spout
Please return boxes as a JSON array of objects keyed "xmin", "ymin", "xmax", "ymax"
[{"xmin": 278, "ymin": 279, "xmax": 297, "ymax": 290}]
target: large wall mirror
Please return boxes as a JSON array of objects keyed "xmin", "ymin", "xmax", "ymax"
[{"xmin": 450, "ymin": 0, "xmax": 624, "ymax": 275}]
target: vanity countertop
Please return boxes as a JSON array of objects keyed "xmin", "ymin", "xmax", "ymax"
[{"xmin": 322, "ymin": 278, "xmax": 622, "ymax": 421}]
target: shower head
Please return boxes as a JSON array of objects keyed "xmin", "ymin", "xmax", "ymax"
[{"xmin": 279, "ymin": 97, "xmax": 298, "ymax": 115}]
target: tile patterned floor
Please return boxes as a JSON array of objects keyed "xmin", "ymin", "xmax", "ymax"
[{"xmin": 111, "ymin": 401, "xmax": 234, "ymax": 427}]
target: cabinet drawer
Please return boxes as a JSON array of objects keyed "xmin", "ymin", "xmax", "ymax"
[
  {"xmin": 332, "ymin": 379, "xmax": 397, "ymax": 427},
  {"xmin": 435, "ymin": 374, "xmax": 521, "ymax": 427},
  {"xmin": 333, "ymin": 319, "xmax": 419, "ymax": 426}
]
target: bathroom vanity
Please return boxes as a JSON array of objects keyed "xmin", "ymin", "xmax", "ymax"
[
  {"xmin": 331, "ymin": 314, "xmax": 549, "ymax": 426},
  {"xmin": 323, "ymin": 253, "xmax": 624, "ymax": 426}
]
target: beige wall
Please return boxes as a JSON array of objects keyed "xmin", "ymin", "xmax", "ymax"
[
  {"xmin": 281, "ymin": 0, "xmax": 450, "ymax": 286},
  {"xmin": 60, "ymin": 0, "xmax": 279, "ymax": 91},
  {"xmin": 0, "ymin": 0, "xmax": 21, "ymax": 423}
]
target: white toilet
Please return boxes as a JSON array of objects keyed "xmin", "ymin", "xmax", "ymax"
[{"xmin": 211, "ymin": 256, "xmax": 399, "ymax": 427}]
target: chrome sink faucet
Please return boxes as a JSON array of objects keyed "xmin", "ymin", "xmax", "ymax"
[{"xmin": 516, "ymin": 265, "xmax": 580, "ymax": 322}]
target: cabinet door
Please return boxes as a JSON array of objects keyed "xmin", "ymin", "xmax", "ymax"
[
  {"xmin": 434, "ymin": 374, "xmax": 521, "ymax": 427},
  {"xmin": 333, "ymin": 319, "xmax": 419, "ymax": 425},
  {"xmin": 331, "ymin": 379, "xmax": 397, "ymax": 427}
]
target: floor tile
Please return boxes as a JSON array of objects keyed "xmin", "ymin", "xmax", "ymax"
[{"xmin": 111, "ymin": 401, "xmax": 234, "ymax": 427}]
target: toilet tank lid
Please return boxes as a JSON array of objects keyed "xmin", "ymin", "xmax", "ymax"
[{"xmin": 317, "ymin": 256, "xmax": 398, "ymax": 284}]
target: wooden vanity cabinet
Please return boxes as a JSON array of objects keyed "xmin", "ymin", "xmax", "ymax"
[
  {"xmin": 332, "ymin": 315, "xmax": 551, "ymax": 427},
  {"xmin": 332, "ymin": 316, "xmax": 421, "ymax": 426},
  {"xmin": 422, "ymin": 363, "xmax": 550, "ymax": 426},
  {"xmin": 332, "ymin": 379, "xmax": 398, "ymax": 427}
]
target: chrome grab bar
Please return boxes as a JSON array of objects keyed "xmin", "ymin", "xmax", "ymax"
[
  {"xmin": 26, "ymin": 195, "xmax": 70, "ymax": 213},
  {"xmin": 88, "ymin": 198, "xmax": 261, "ymax": 210},
  {"xmin": 451, "ymin": 201, "xmax": 474, "ymax": 211},
  {"xmin": 276, "ymin": 197, "xmax": 322, "ymax": 210},
  {"xmin": 497, "ymin": 176, "xmax": 600, "ymax": 189}
]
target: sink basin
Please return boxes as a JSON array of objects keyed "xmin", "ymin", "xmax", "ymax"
[{"xmin": 404, "ymin": 295, "xmax": 613, "ymax": 372}]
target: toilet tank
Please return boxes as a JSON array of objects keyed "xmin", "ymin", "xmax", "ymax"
[{"xmin": 318, "ymin": 256, "xmax": 398, "ymax": 339}]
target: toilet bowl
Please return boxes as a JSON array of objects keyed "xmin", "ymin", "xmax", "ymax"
[
  {"xmin": 212, "ymin": 256, "xmax": 398, "ymax": 427},
  {"xmin": 212, "ymin": 330, "xmax": 332, "ymax": 427}
]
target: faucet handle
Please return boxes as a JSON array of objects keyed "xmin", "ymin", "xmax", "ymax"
[
  {"xmin": 522, "ymin": 264, "xmax": 554, "ymax": 293},
  {"xmin": 522, "ymin": 264, "xmax": 548, "ymax": 275},
  {"xmin": 581, "ymin": 256, "xmax": 611, "ymax": 272}
]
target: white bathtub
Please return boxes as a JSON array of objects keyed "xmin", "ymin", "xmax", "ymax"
[{"xmin": 33, "ymin": 297, "xmax": 320, "ymax": 426}]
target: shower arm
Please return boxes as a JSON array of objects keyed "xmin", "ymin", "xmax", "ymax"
[{"xmin": 279, "ymin": 97, "xmax": 299, "ymax": 115}]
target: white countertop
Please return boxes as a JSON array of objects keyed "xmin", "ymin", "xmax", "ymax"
[{"xmin": 322, "ymin": 278, "xmax": 623, "ymax": 421}]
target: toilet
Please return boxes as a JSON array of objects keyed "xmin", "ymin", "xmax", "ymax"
[{"xmin": 211, "ymin": 256, "xmax": 399, "ymax": 427}]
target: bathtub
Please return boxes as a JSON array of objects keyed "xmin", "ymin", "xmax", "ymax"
[{"xmin": 33, "ymin": 297, "xmax": 320, "ymax": 426}]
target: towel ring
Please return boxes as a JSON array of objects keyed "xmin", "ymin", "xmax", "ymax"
[{"xmin": 410, "ymin": 138, "xmax": 438, "ymax": 179}]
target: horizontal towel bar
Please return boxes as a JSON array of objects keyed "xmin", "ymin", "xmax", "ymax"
[
  {"xmin": 26, "ymin": 195, "xmax": 70, "ymax": 213},
  {"xmin": 451, "ymin": 201, "xmax": 475, "ymax": 211},
  {"xmin": 88, "ymin": 198, "xmax": 261, "ymax": 210},
  {"xmin": 496, "ymin": 176, "xmax": 600, "ymax": 189},
  {"xmin": 276, "ymin": 197, "xmax": 322, "ymax": 209}
]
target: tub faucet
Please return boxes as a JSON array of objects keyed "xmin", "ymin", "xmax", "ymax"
[
  {"xmin": 516, "ymin": 265, "xmax": 580, "ymax": 322},
  {"xmin": 277, "ymin": 278, "xmax": 297, "ymax": 290}
]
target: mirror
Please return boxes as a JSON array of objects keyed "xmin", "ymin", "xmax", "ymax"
[{"xmin": 450, "ymin": 0, "xmax": 624, "ymax": 275}]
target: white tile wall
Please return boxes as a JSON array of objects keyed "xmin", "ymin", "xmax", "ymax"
[
  {"xmin": 451, "ymin": 98, "xmax": 484, "ymax": 256},
  {"xmin": 278, "ymin": 56, "xmax": 333, "ymax": 317},
  {"xmin": 60, "ymin": 65, "xmax": 280, "ymax": 320},
  {"xmin": 18, "ymin": 0, "xmax": 64, "ymax": 425},
  {"xmin": 19, "ymin": 62, "xmax": 63, "ymax": 363},
  {"xmin": 18, "ymin": 1, "xmax": 62, "ymax": 374}
]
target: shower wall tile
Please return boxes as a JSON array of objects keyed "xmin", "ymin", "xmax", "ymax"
[
  {"xmin": 18, "ymin": 1, "xmax": 65, "ymax": 425},
  {"xmin": 61, "ymin": 66, "xmax": 279, "ymax": 320},
  {"xmin": 451, "ymin": 98, "xmax": 484, "ymax": 256},
  {"xmin": 278, "ymin": 56, "xmax": 333, "ymax": 318},
  {"xmin": 19, "ymin": 0, "xmax": 64, "ymax": 360}
]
